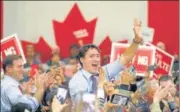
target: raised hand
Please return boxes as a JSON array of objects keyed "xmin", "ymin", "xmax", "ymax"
[
  {"xmin": 120, "ymin": 70, "xmax": 134, "ymax": 85},
  {"xmin": 153, "ymin": 86, "xmax": 169, "ymax": 103},
  {"xmin": 98, "ymin": 67, "xmax": 107, "ymax": 88},
  {"xmin": 133, "ymin": 18, "xmax": 143, "ymax": 44},
  {"xmin": 51, "ymin": 96, "xmax": 68, "ymax": 112},
  {"xmin": 103, "ymin": 82, "xmax": 116, "ymax": 96}
]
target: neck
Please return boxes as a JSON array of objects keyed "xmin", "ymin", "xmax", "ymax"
[
  {"xmin": 83, "ymin": 68, "xmax": 98, "ymax": 75},
  {"xmin": 5, "ymin": 73, "xmax": 20, "ymax": 82}
]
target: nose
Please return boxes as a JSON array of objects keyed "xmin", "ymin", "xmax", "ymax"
[{"xmin": 94, "ymin": 56, "xmax": 100, "ymax": 62}]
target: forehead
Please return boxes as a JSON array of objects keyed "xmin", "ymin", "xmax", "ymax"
[
  {"xmin": 85, "ymin": 48, "xmax": 100, "ymax": 55},
  {"xmin": 13, "ymin": 58, "xmax": 23, "ymax": 65},
  {"xmin": 71, "ymin": 47, "xmax": 79, "ymax": 50},
  {"xmin": 160, "ymin": 80, "xmax": 172, "ymax": 85}
]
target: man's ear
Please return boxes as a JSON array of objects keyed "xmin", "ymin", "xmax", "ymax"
[{"xmin": 6, "ymin": 66, "xmax": 12, "ymax": 73}]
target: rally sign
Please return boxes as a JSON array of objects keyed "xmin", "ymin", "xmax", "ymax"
[
  {"xmin": 110, "ymin": 43, "xmax": 156, "ymax": 77},
  {"xmin": 147, "ymin": 43, "xmax": 174, "ymax": 76},
  {"xmin": 1, "ymin": 34, "xmax": 26, "ymax": 64}
]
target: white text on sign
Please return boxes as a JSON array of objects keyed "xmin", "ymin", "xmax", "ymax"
[
  {"xmin": 73, "ymin": 29, "xmax": 89, "ymax": 38},
  {"xmin": 156, "ymin": 58, "xmax": 170, "ymax": 72},
  {"xmin": 137, "ymin": 56, "xmax": 148, "ymax": 66},
  {"xmin": 4, "ymin": 47, "xmax": 17, "ymax": 56}
]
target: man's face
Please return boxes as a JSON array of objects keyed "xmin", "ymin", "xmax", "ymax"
[
  {"xmin": 160, "ymin": 80, "xmax": 174, "ymax": 88},
  {"xmin": 70, "ymin": 47, "xmax": 79, "ymax": 57},
  {"xmin": 26, "ymin": 46, "xmax": 35, "ymax": 57},
  {"xmin": 160, "ymin": 80, "xmax": 176, "ymax": 96},
  {"xmin": 156, "ymin": 42, "xmax": 166, "ymax": 51},
  {"xmin": 10, "ymin": 59, "xmax": 24, "ymax": 81},
  {"xmin": 51, "ymin": 54, "xmax": 60, "ymax": 63},
  {"xmin": 81, "ymin": 48, "xmax": 100, "ymax": 74},
  {"xmin": 53, "ymin": 75, "xmax": 64, "ymax": 87}
]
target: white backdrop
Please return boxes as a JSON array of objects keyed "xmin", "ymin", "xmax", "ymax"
[{"xmin": 4, "ymin": 1, "xmax": 148, "ymax": 46}]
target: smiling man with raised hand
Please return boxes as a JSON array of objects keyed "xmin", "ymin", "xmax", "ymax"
[{"xmin": 69, "ymin": 18, "xmax": 144, "ymax": 111}]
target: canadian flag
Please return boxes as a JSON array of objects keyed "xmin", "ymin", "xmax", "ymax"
[{"xmin": 1, "ymin": 1, "xmax": 178, "ymax": 62}]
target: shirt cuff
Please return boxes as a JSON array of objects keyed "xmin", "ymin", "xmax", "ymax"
[{"xmin": 105, "ymin": 58, "xmax": 125, "ymax": 80}]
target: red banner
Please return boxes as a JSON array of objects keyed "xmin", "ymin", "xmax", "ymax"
[
  {"xmin": 147, "ymin": 43, "xmax": 174, "ymax": 76},
  {"xmin": 1, "ymin": 34, "xmax": 26, "ymax": 66},
  {"xmin": 110, "ymin": 43, "xmax": 156, "ymax": 77}
]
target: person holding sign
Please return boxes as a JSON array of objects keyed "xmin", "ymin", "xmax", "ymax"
[
  {"xmin": 1, "ymin": 54, "xmax": 50, "ymax": 112},
  {"xmin": 69, "ymin": 18, "xmax": 144, "ymax": 111}
]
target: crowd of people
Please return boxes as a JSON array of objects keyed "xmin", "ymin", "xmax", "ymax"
[{"xmin": 1, "ymin": 19, "xmax": 179, "ymax": 112}]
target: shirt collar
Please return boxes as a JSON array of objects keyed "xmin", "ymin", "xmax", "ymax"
[
  {"xmin": 3, "ymin": 75, "xmax": 20, "ymax": 86},
  {"xmin": 81, "ymin": 69, "xmax": 93, "ymax": 80}
]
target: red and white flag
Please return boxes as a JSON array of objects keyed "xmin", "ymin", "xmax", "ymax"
[{"xmin": 1, "ymin": 1, "xmax": 178, "ymax": 62}]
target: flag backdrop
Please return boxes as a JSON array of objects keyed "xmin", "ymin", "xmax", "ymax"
[{"xmin": 1, "ymin": 1, "xmax": 179, "ymax": 62}]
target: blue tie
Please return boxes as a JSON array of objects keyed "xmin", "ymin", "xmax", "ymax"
[{"xmin": 90, "ymin": 75, "xmax": 98, "ymax": 94}]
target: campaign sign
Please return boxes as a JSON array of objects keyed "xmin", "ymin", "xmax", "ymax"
[
  {"xmin": 147, "ymin": 43, "xmax": 174, "ymax": 76},
  {"xmin": 1, "ymin": 34, "xmax": 26, "ymax": 65},
  {"xmin": 110, "ymin": 43, "xmax": 156, "ymax": 77}
]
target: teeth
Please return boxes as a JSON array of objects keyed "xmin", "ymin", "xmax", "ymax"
[{"xmin": 92, "ymin": 64, "xmax": 97, "ymax": 66}]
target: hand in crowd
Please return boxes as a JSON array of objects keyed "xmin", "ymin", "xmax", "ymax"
[
  {"xmin": 98, "ymin": 67, "xmax": 107, "ymax": 88},
  {"xmin": 51, "ymin": 96, "xmax": 68, "ymax": 112},
  {"xmin": 167, "ymin": 92, "xmax": 175, "ymax": 102},
  {"xmin": 145, "ymin": 71, "xmax": 151, "ymax": 81},
  {"xmin": 41, "ymin": 106, "xmax": 50, "ymax": 112},
  {"xmin": 153, "ymin": 86, "xmax": 169, "ymax": 103},
  {"xmin": 168, "ymin": 84, "xmax": 177, "ymax": 97},
  {"xmin": 120, "ymin": 70, "xmax": 135, "ymax": 85},
  {"xmin": 131, "ymin": 91, "xmax": 141, "ymax": 105},
  {"xmin": 103, "ymin": 82, "xmax": 116, "ymax": 96},
  {"xmin": 44, "ymin": 72, "xmax": 55, "ymax": 89},
  {"xmin": 34, "ymin": 69, "xmax": 52, "ymax": 90},
  {"xmin": 104, "ymin": 101, "xmax": 119, "ymax": 111},
  {"xmin": 145, "ymin": 79, "xmax": 159, "ymax": 104},
  {"xmin": 20, "ymin": 79, "xmax": 34, "ymax": 95},
  {"xmin": 103, "ymin": 83, "xmax": 120, "ymax": 110},
  {"xmin": 133, "ymin": 18, "xmax": 143, "ymax": 44}
]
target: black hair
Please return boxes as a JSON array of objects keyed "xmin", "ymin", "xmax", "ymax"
[
  {"xmin": 159, "ymin": 75, "xmax": 173, "ymax": 85},
  {"xmin": 77, "ymin": 44, "xmax": 100, "ymax": 66},
  {"xmin": 11, "ymin": 102, "xmax": 32, "ymax": 112},
  {"xmin": 70, "ymin": 44, "xmax": 80, "ymax": 49},
  {"xmin": 2, "ymin": 54, "xmax": 22, "ymax": 73}
]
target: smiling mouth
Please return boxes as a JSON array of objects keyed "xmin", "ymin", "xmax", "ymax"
[{"xmin": 92, "ymin": 64, "xmax": 98, "ymax": 67}]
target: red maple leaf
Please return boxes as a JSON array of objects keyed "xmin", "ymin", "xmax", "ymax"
[
  {"xmin": 21, "ymin": 37, "xmax": 52, "ymax": 63},
  {"xmin": 98, "ymin": 36, "xmax": 128, "ymax": 65},
  {"xmin": 98, "ymin": 36, "xmax": 112, "ymax": 65},
  {"xmin": 53, "ymin": 3, "xmax": 97, "ymax": 59}
]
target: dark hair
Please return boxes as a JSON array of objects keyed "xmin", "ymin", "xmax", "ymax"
[
  {"xmin": 2, "ymin": 54, "xmax": 22, "ymax": 73},
  {"xmin": 68, "ymin": 56, "xmax": 78, "ymax": 64},
  {"xmin": 77, "ymin": 44, "xmax": 100, "ymax": 66},
  {"xmin": 70, "ymin": 44, "xmax": 79, "ymax": 49},
  {"xmin": 11, "ymin": 102, "xmax": 32, "ymax": 112},
  {"xmin": 159, "ymin": 75, "xmax": 173, "ymax": 85}
]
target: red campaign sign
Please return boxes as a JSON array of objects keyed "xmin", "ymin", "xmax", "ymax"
[
  {"xmin": 147, "ymin": 43, "xmax": 174, "ymax": 76},
  {"xmin": 1, "ymin": 34, "xmax": 26, "ymax": 66},
  {"xmin": 110, "ymin": 43, "xmax": 156, "ymax": 77}
]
